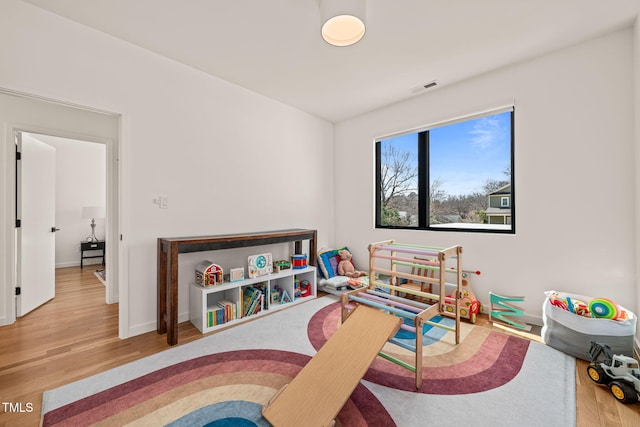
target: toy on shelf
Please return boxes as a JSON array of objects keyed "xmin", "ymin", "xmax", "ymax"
[
  {"xmin": 271, "ymin": 284, "xmax": 292, "ymax": 304},
  {"xmin": 270, "ymin": 287, "xmax": 281, "ymax": 304},
  {"xmin": 341, "ymin": 240, "xmax": 463, "ymax": 389},
  {"xmin": 294, "ymin": 279, "xmax": 301, "ymax": 298},
  {"xmin": 195, "ymin": 260, "xmax": 223, "ymax": 287},
  {"xmin": 229, "ymin": 267, "xmax": 244, "ymax": 282},
  {"xmin": 280, "ymin": 290, "xmax": 292, "ymax": 303},
  {"xmin": 248, "ymin": 253, "xmax": 273, "ymax": 278},
  {"xmin": 300, "ymin": 280, "xmax": 312, "ymax": 297},
  {"xmin": 489, "ymin": 292, "xmax": 529, "ymax": 330},
  {"xmin": 291, "ymin": 254, "xmax": 307, "ymax": 269},
  {"xmin": 273, "ymin": 260, "xmax": 291, "ymax": 273}
]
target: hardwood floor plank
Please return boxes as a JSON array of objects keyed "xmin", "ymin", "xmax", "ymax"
[{"xmin": 1, "ymin": 267, "xmax": 639, "ymax": 426}]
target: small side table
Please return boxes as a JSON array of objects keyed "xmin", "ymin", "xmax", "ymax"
[{"xmin": 80, "ymin": 240, "xmax": 105, "ymax": 268}]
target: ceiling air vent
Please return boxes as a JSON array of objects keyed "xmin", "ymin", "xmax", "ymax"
[{"xmin": 410, "ymin": 80, "xmax": 438, "ymax": 94}]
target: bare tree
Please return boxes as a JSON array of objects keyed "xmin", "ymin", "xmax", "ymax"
[
  {"xmin": 380, "ymin": 145, "xmax": 417, "ymax": 207},
  {"xmin": 483, "ymin": 167, "xmax": 511, "ymax": 194},
  {"xmin": 430, "ymin": 178, "xmax": 447, "ymax": 204},
  {"xmin": 444, "ymin": 193, "xmax": 486, "ymax": 220}
]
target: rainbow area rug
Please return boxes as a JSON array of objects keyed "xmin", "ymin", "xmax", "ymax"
[{"xmin": 41, "ymin": 296, "xmax": 575, "ymax": 426}]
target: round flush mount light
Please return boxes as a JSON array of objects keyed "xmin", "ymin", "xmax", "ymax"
[{"xmin": 320, "ymin": 0, "xmax": 366, "ymax": 47}]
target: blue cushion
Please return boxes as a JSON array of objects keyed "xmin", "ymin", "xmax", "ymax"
[{"xmin": 317, "ymin": 247, "xmax": 349, "ymax": 279}]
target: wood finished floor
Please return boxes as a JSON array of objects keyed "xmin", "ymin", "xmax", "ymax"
[{"xmin": 0, "ymin": 267, "xmax": 638, "ymax": 426}]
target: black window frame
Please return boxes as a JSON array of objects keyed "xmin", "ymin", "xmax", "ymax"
[{"xmin": 375, "ymin": 108, "xmax": 515, "ymax": 234}]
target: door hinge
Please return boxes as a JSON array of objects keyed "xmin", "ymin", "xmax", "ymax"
[
  {"xmin": 16, "ymin": 151, "xmax": 21, "ymax": 160},
  {"xmin": 15, "ymin": 287, "xmax": 21, "ymax": 296},
  {"xmin": 16, "ymin": 219, "xmax": 21, "ymax": 228}
]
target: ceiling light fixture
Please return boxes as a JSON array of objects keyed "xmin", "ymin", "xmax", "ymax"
[{"xmin": 320, "ymin": 0, "xmax": 366, "ymax": 47}]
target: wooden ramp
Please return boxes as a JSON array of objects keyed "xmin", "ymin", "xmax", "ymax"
[{"xmin": 262, "ymin": 305, "xmax": 402, "ymax": 427}]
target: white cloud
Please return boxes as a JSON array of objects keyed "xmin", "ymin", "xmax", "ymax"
[{"xmin": 470, "ymin": 116, "xmax": 505, "ymax": 149}]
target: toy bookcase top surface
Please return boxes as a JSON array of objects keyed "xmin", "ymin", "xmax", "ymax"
[{"xmin": 158, "ymin": 228, "xmax": 317, "ymax": 253}]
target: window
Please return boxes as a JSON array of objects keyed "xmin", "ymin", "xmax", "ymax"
[{"xmin": 375, "ymin": 108, "xmax": 514, "ymax": 233}]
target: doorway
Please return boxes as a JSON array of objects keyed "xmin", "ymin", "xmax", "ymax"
[
  {"xmin": 0, "ymin": 90, "xmax": 121, "ymax": 333},
  {"xmin": 17, "ymin": 131, "xmax": 107, "ymax": 316}
]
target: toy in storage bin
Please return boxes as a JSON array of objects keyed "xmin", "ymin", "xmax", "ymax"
[
  {"xmin": 291, "ymin": 254, "xmax": 307, "ymax": 269},
  {"xmin": 541, "ymin": 291, "xmax": 637, "ymax": 360}
]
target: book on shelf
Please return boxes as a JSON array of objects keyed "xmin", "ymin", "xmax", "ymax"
[
  {"xmin": 207, "ymin": 307, "xmax": 224, "ymax": 328},
  {"xmin": 220, "ymin": 300, "xmax": 237, "ymax": 321},
  {"xmin": 207, "ymin": 300, "xmax": 237, "ymax": 327},
  {"xmin": 253, "ymin": 282, "xmax": 268, "ymax": 311},
  {"xmin": 242, "ymin": 285, "xmax": 264, "ymax": 317}
]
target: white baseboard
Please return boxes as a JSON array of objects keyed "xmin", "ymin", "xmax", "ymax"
[
  {"xmin": 521, "ymin": 314, "xmax": 543, "ymax": 327},
  {"xmin": 128, "ymin": 311, "xmax": 191, "ymax": 338},
  {"xmin": 55, "ymin": 260, "xmax": 104, "ymax": 268},
  {"xmin": 128, "ymin": 321, "xmax": 156, "ymax": 338},
  {"xmin": 56, "ymin": 261, "xmax": 80, "ymax": 268},
  {"xmin": 480, "ymin": 303, "xmax": 543, "ymax": 327}
]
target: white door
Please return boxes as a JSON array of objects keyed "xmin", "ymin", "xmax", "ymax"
[{"xmin": 16, "ymin": 132, "xmax": 57, "ymax": 316}]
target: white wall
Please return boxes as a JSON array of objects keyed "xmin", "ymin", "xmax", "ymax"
[
  {"xmin": 27, "ymin": 134, "xmax": 106, "ymax": 268},
  {"xmin": 0, "ymin": 0, "xmax": 335, "ymax": 336},
  {"xmin": 334, "ymin": 29, "xmax": 638, "ymax": 329}
]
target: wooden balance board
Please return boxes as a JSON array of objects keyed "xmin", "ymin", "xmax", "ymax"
[{"xmin": 262, "ymin": 304, "xmax": 402, "ymax": 427}]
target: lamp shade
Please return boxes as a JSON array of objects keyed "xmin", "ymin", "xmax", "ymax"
[
  {"xmin": 320, "ymin": 0, "xmax": 366, "ymax": 47},
  {"xmin": 82, "ymin": 206, "xmax": 105, "ymax": 219}
]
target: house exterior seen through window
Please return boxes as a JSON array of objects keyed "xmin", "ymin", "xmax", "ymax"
[{"xmin": 375, "ymin": 108, "xmax": 514, "ymax": 233}]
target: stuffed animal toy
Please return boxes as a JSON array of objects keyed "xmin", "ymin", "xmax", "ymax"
[{"xmin": 337, "ymin": 249, "xmax": 366, "ymax": 278}]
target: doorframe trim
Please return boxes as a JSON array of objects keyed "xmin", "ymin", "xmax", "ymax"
[{"xmin": 0, "ymin": 88, "xmax": 126, "ymax": 338}]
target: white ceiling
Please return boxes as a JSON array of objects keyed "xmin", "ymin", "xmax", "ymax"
[{"xmin": 22, "ymin": 0, "xmax": 640, "ymax": 123}]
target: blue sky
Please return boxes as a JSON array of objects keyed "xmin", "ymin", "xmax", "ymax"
[{"xmin": 382, "ymin": 111, "xmax": 511, "ymax": 196}]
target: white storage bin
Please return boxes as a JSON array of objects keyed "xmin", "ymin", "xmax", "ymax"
[{"xmin": 541, "ymin": 291, "xmax": 636, "ymax": 360}]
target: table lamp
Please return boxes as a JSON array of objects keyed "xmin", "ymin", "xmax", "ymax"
[{"xmin": 82, "ymin": 206, "xmax": 105, "ymax": 242}]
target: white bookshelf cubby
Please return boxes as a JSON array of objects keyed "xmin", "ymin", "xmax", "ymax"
[{"xmin": 190, "ymin": 266, "xmax": 316, "ymax": 333}]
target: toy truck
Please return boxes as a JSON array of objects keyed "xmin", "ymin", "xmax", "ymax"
[{"xmin": 586, "ymin": 341, "xmax": 640, "ymax": 404}]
